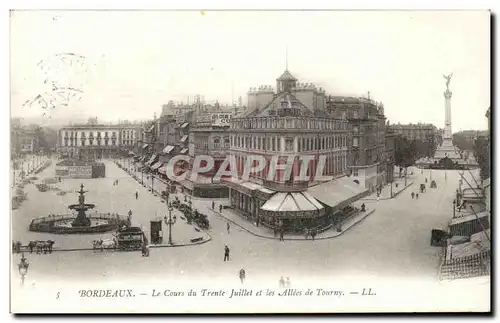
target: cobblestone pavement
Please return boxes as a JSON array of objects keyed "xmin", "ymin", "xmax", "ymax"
[{"xmin": 11, "ymin": 160, "xmax": 482, "ymax": 289}]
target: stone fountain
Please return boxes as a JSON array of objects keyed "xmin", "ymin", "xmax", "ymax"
[
  {"xmin": 29, "ymin": 183, "xmax": 130, "ymax": 234},
  {"xmin": 68, "ymin": 184, "xmax": 95, "ymax": 227}
]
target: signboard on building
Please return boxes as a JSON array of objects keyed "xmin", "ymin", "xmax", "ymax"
[
  {"xmin": 211, "ymin": 113, "xmax": 232, "ymax": 127},
  {"xmin": 68, "ymin": 165, "xmax": 92, "ymax": 178}
]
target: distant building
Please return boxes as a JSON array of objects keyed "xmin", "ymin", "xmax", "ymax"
[
  {"xmin": 11, "ymin": 122, "xmax": 41, "ymax": 156},
  {"xmin": 57, "ymin": 123, "xmax": 141, "ymax": 160},
  {"xmin": 390, "ymin": 123, "xmax": 439, "ymax": 143}
]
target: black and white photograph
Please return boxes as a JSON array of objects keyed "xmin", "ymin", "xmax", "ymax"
[{"xmin": 9, "ymin": 9, "xmax": 491, "ymax": 313}]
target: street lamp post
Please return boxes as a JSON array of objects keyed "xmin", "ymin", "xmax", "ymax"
[
  {"xmin": 452, "ymin": 199, "xmax": 456, "ymax": 218},
  {"xmin": 18, "ymin": 253, "xmax": 29, "ymax": 286},
  {"xmin": 164, "ymin": 203, "xmax": 177, "ymax": 245},
  {"xmin": 151, "ymin": 175, "xmax": 154, "ymax": 194},
  {"xmin": 141, "ymin": 167, "xmax": 144, "ymax": 185}
]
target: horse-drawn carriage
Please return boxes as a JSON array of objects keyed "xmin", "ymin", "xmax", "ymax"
[
  {"xmin": 92, "ymin": 226, "xmax": 146, "ymax": 252},
  {"xmin": 114, "ymin": 226, "xmax": 146, "ymax": 251}
]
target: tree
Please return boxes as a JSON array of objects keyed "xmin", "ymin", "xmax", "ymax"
[
  {"xmin": 474, "ymin": 136, "xmax": 490, "ymax": 180},
  {"xmin": 394, "ymin": 136, "xmax": 418, "ymax": 185}
]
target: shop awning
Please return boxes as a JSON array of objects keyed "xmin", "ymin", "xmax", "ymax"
[
  {"xmin": 142, "ymin": 144, "xmax": 149, "ymax": 149},
  {"xmin": 181, "ymin": 123, "xmax": 189, "ymax": 128},
  {"xmin": 180, "ymin": 135, "xmax": 188, "ymax": 142},
  {"xmin": 180, "ymin": 148, "xmax": 188, "ymax": 154},
  {"xmin": 151, "ymin": 161, "xmax": 163, "ymax": 171},
  {"xmin": 307, "ymin": 176, "xmax": 369, "ymax": 212},
  {"xmin": 450, "ymin": 211, "xmax": 489, "ymax": 226},
  {"xmin": 162, "ymin": 145, "xmax": 175, "ymax": 154},
  {"xmin": 261, "ymin": 192, "xmax": 323, "ymax": 213},
  {"xmin": 146, "ymin": 154, "xmax": 158, "ymax": 165}
]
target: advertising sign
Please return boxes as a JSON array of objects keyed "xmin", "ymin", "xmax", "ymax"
[
  {"xmin": 68, "ymin": 165, "xmax": 92, "ymax": 178},
  {"xmin": 211, "ymin": 113, "xmax": 232, "ymax": 127}
]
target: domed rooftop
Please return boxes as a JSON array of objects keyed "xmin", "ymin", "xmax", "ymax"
[{"xmin": 277, "ymin": 70, "xmax": 297, "ymax": 81}]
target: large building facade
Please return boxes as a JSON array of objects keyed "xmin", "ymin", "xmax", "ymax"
[
  {"xmin": 57, "ymin": 124, "xmax": 142, "ymax": 160},
  {"xmin": 225, "ymin": 70, "xmax": 360, "ymax": 232},
  {"xmin": 327, "ymin": 96, "xmax": 388, "ymax": 190}
]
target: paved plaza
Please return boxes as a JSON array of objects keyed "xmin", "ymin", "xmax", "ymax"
[{"xmin": 11, "ymin": 159, "xmax": 482, "ymax": 287}]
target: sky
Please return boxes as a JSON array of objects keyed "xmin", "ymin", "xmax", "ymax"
[{"xmin": 10, "ymin": 10, "xmax": 490, "ymax": 131}]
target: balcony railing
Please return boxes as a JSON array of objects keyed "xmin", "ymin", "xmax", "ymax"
[{"xmin": 262, "ymin": 179, "xmax": 309, "ymax": 192}]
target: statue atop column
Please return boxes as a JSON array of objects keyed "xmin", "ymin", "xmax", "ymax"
[{"xmin": 443, "ymin": 73, "xmax": 453, "ymax": 91}]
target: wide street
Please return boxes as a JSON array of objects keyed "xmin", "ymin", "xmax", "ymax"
[{"xmin": 11, "ymin": 159, "xmax": 482, "ymax": 286}]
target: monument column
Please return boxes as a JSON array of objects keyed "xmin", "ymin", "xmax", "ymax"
[
  {"xmin": 444, "ymin": 89, "xmax": 453, "ymax": 141},
  {"xmin": 442, "ymin": 73, "xmax": 453, "ymax": 143}
]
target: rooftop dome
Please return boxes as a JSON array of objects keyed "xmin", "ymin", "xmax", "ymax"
[{"xmin": 277, "ymin": 70, "xmax": 297, "ymax": 81}]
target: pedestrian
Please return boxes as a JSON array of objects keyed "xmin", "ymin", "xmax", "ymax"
[
  {"xmin": 425, "ymin": 178, "xmax": 428, "ymax": 183},
  {"xmin": 361, "ymin": 203, "xmax": 366, "ymax": 212},
  {"xmin": 135, "ymin": 191, "xmax": 139, "ymax": 200},
  {"xmin": 311, "ymin": 229, "xmax": 317, "ymax": 241},
  {"xmin": 286, "ymin": 277, "xmax": 291, "ymax": 288},
  {"xmin": 212, "ymin": 201, "xmax": 215, "ymax": 209},
  {"xmin": 279, "ymin": 229, "xmax": 284, "ymax": 241},
  {"xmin": 304, "ymin": 228, "xmax": 309, "ymax": 240},
  {"xmin": 279, "ymin": 276, "xmax": 285, "ymax": 288},
  {"xmin": 224, "ymin": 245, "xmax": 230, "ymax": 261},
  {"xmin": 411, "ymin": 192, "xmax": 415, "ymax": 199},
  {"xmin": 239, "ymin": 268, "xmax": 246, "ymax": 284},
  {"xmin": 227, "ymin": 222, "xmax": 230, "ymax": 234},
  {"xmin": 416, "ymin": 193, "xmax": 419, "ymax": 199},
  {"xmin": 219, "ymin": 204, "xmax": 223, "ymax": 213}
]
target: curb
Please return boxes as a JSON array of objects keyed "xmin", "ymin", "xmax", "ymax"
[
  {"xmin": 362, "ymin": 181, "xmax": 414, "ymax": 201},
  {"xmin": 208, "ymin": 208, "xmax": 376, "ymax": 241},
  {"xmin": 15, "ymin": 235, "xmax": 212, "ymax": 253}
]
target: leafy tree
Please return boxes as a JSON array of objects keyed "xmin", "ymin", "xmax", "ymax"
[
  {"xmin": 394, "ymin": 136, "xmax": 418, "ymax": 184},
  {"xmin": 474, "ymin": 136, "xmax": 490, "ymax": 180}
]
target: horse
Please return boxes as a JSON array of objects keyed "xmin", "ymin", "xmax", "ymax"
[
  {"xmin": 12, "ymin": 241, "xmax": 22, "ymax": 254},
  {"xmin": 92, "ymin": 239, "xmax": 116, "ymax": 252},
  {"xmin": 45, "ymin": 240, "xmax": 55, "ymax": 254},
  {"xmin": 27, "ymin": 241, "xmax": 38, "ymax": 253}
]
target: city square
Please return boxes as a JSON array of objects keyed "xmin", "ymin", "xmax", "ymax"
[{"xmin": 9, "ymin": 10, "xmax": 490, "ymax": 313}]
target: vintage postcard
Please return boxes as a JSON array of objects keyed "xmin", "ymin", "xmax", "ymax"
[{"xmin": 9, "ymin": 9, "xmax": 491, "ymax": 313}]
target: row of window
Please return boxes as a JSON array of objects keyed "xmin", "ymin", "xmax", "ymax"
[
  {"xmin": 231, "ymin": 117, "xmax": 349, "ymax": 131},
  {"xmin": 230, "ymin": 135, "xmax": 349, "ymax": 152},
  {"xmin": 232, "ymin": 153, "xmax": 348, "ymax": 179},
  {"xmin": 64, "ymin": 131, "xmax": 117, "ymax": 138},
  {"xmin": 63, "ymin": 138, "xmax": 117, "ymax": 147}
]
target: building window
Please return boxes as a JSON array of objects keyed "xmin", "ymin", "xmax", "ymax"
[
  {"xmin": 353, "ymin": 168, "xmax": 358, "ymax": 177},
  {"xmin": 213, "ymin": 137, "xmax": 220, "ymax": 149},
  {"xmin": 285, "ymin": 138, "xmax": 294, "ymax": 151}
]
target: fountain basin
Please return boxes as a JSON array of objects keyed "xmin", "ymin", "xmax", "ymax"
[{"xmin": 29, "ymin": 213, "xmax": 130, "ymax": 234}]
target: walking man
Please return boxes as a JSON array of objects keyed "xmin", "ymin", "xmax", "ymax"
[
  {"xmin": 311, "ymin": 228, "xmax": 317, "ymax": 241},
  {"xmin": 279, "ymin": 276, "xmax": 285, "ymax": 288},
  {"xmin": 224, "ymin": 245, "xmax": 230, "ymax": 261},
  {"xmin": 239, "ymin": 268, "xmax": 246, "ymax": 284},
  {"xmin": 135, "ymin": 191, "xmax": 139, "ymax": 200},
  {"xmin": 279, "ymin": 229, "xmax": 284, "ymax": 241},
  {"xmin": 219, "ymin": 204, "xmax": 223, "ymax": 213},
  {"xmin": 212, "ymin": 201, "xmax": 215, "ymax": 209},
  {"xmin": 411, "ymin": 192, "xmax": 415, "ymax": 199},
  {"xmin": 227, "ymin": 222, "xmax": 230, "ymax": 234},
  {"xmin": 416, "ymin": 193, "xmax": 419, "ymax": 199}
]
